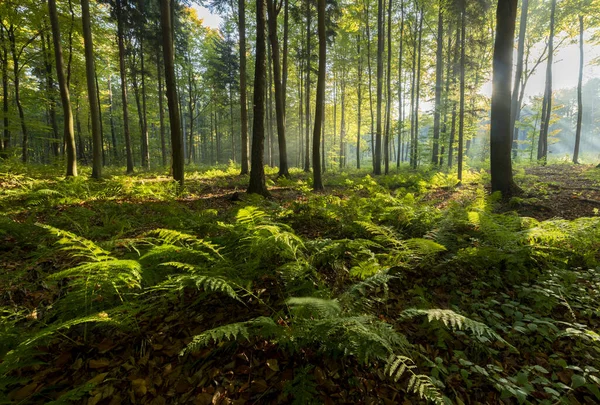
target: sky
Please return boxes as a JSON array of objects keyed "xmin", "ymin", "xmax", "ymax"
[{"xmin": 192, "ymin": 4, "xmax": 599, "ymax": 101}]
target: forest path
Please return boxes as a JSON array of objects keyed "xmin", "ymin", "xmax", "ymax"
[{"xmin": 515, "ymin": 164, "xmax": 600, "ymax": 220}]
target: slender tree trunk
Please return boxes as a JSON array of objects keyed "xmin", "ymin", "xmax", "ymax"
[
  {"xmin": 510, "ymin": 0, "xmax": 528, "ymax": 156},
  {"xmin": 1, "ymin": 26, "xmax": 8, "ymax": 153},
  {"xmin": 238, "ymin": 0, "xmax": 249, "ymax": 174},
  {"xmin": 247, "ymin": 0, "xmax": 269, "ymax": 195},
  {"xmin": 538, "ymin": 0, "xmax": 556, "ymax": 163},
  {"xmin": 364, "ymin": 0, "xmax": 375, "ymax": 165},
  {"xmin": 384, "ymin": 0, "xmax": 392, "ymax": 174},
  {"xmin": 397, "ymin": 1, "xmax": 404, "ymax": 168},
  {"xmin": 412, "ymin": 9, "xmax": 423, "ymax": 170},
  {"xmin": 340, "ymin": 77, "xmax": 346, "ymax": 169},
  {"xmin": 8, "ymin": 27, "xmax": 29, "ymax": 163},
  {"xmin": 374, "ymin": 0, "xmax": 384, "ymax": 174},
  {"xmin": 140, "ymin": 36, "xmax": 149, "ymax": 169},
  {"xmin": 161, "ymin": 0, "xmax": 184, "ymax": 186},
  {"xmin": 94, "ymin": 70, "xmax": 106, "ymax": 165},
  {"xmin": 409, "ymin": 17, "xmax": 417, "ymax": 168},
  {"xmin": 117, "ymin": 0, "xmax": 134, "ymax": 174},
  {"xmin": 266, "ymin": 0, "xmax": 289, "ymax": 176},
  {"xmin": 81, "ymin": 0, "xmax": 102, "ymax": 178},
  {"xmin": 457, "ymin": 5, "xmax": 466, "ymax": 181},
  {"xmin": 41, "ymin": 33, "xmax": 60, "ymax": 158},
  {"xmin": 303, "ymin": 0, "xmax": 311, "ymax": 172},
  {"xmin": 156, "ymin": 45, "xmax": 167, "ymax": 167},
  {"xmin": 432, "ymin": 2, "xmax": 444, "ymax": 165},
  {"xmin": 299, "ymin": 56, "xmax": 304, "ymax": 168},
  {"xmin": 282, "ymin": 0, "xmax": 289, "ymax": 119},
  {"xmin": 357, "ymin": 32, "xmax": 362, "ymax": 169},
  {"xmin": 448, "ymin": 23, "xmax": 460, "ymax": 168},
  {"xmin": 490, "ymin": 0, "xmax": 518, "ymax": 195},
  {"xmin": 49, "ymin": 0, "xmax": 77, "ymax": 176},
  {"xmin": 440, "ymin": 20, "xmax": 452, "ymax": 166},
  {"xmin": 574, "ymin": 15, "xmax": 583, "ymax": 164},
  {"xmin": 230, "ymin": 86, "xmax": 235, "ymax": 162},
  {"xmin": 266, "ymin": 44, "xmax": 273, "ymax": 166},
  {"xmin": 108, "ymin": 74, "xmax": 118, "ymax": 162},
  {"xmin": 312, "ymin": 0, "xmax": 325, "ymax": 190},
  {"xmin": 187, "ymin": 66, "xmax": 194, "ymax": 164}
]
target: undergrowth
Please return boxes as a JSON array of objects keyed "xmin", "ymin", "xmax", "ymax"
[{"xmin": 0, "ymin": 167, "xmax": 599, "ymax": 404}]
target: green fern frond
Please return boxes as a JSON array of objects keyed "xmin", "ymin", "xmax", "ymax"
[
  {"xmin": 404, "ymin": 238, "xmax": 446, "ymax": 255},
  {"xmin": 182, "ymin": 316, "xmax": 280, "ymax": 354},
  {"xmin": 356, "ymin": 221, "xmax": 403, "ymax": 247},
  {"xmin": 401, "ymin": 308, "xmax": 515, "ymax": 350},
  {"xmin": 236, "ymin": 206, "xmax": 268, "ymax": 225},
  {"xmin": 38, "ymin": 224, "xmax": 111, "ymax": 262},
  {"xmin": 154, "ymin": 267, "xmax": 238, "ymax": 300},
  {"xmin": 287, "ymin": 297, "xmax": 342, "ymax": 318},
  {"xmin": 385, "ymin": 355, "xmax": 445, "ymax": 405},
  {"xmin": 144, "ymin": 229, "xmax": 221, "ymax": 257},
  {"xmin": 341, "ymin": 270, "xmax": 395, "ymax": 311}
]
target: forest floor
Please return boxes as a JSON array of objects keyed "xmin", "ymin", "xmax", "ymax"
[{"xmin": 1, "ymin": 163, "xmax": 599, "ymax": 405}]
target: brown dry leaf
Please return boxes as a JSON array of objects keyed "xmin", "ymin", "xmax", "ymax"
[
  {"xmin": 195, "ymin": 392, "xmax": 213, "ymax": 405},
  {"xmin": 149, "ymin": 396, "xmax": 167, "ymax": 405},
  {"xmin": 132, "ymin": 378, "xmax": 147, "ymax": 397},
  {"xmin": 86, "ymin": 372, "xmax": 109, "ymax": 385},
  {"xmin": 266, "ymin": 359, "xmax": 279, "ymax": 372},
  {"xmin": 314, "ymin": 366, "xmax": 326, "ymax": 385},
  {"xmin": 251, "ymin": 379, "xmax": 268, "ymax": 393},
  {"xmin": 87, "ymin": 392, "xmax": 103, "ymax": 405},
  {"xmin": 89, "ymin": 358, "xmax": 110, "ymax": 369},
  {"xmin": 9, "ymin": 383, "xmax": 38, "ymax": 401}
]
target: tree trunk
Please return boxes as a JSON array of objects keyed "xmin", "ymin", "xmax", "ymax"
[
  {"xmin": 7, "ymin": 26, "xmax": 29, "ymax": 163},
  {"xmin": 187, "ymin": 66, "xmax": 194, "ymax": 164},
  {"xmin": 384, "ymin": 0, "xmax": 392, "ymax": 174},
  {"xmin": 303, "ymin": 0, "xmax": 311, "ymax": 172},
  {"xmin": 412, "ymin": 9, "xmax": 423, "ymax": 170},
  {"xmin": 448, "ymin": 22, "xmax": 460, "ymax": 168},
  {"xmin": 364, "ymin": 0, "xmax": 375, "ymax": 165},
  {"xmin": 510, "ymin": 0, "xmax": 528, "ymax": 156},
  {"xmin": 573, "ymin": 15, "xmax": 583, "ymax": 164},
  {"xmin": 247, "ymin": 0, "xmax": 269, "ymax": 195},
  {"xmin": 282, "ymin": 0, "xmax": 289, "ymax": 119},
  {"xmin": 41, "ymin": 32, "xmax": 60, "ymax": 158},
  {"xmin": 1, "ymin": 25, "xmax": 8, "ymax": 154},
  {"xmin": 357, "ymin": 32, "xmax": 362, "ymax": 169},
  {"xmin": 81, "ymin": 0, "xmax": 103, "ymax": 178},
  {"xmin": 48, "ymin": 0, "xmax": 77, "ymax": 176},
  {"xmin": 117, "ymin": 0, "xmax": 134, "ymax": 174},
  {"xmin": 266, "ymin": 0, "xmax": 289, "ymax": 176},
  {"xmin": 374, "ymin": 0, "xmax": 383, "ymax": 174},
  {"xmin": 108, "ymin": 74, "xmax": 118, "ymax": 162},
  {"xmin": 140, "ymin": 34, "xmax": 149, "ymax": 169},
  {"xmin": 94, "ymin": 70, "xmax": 105, "ymax": 165},
  {"xmin": 440, "ymin": 20, "xmax": 452, "ymax": 166},
  {"xmin": 160, "ymin": 0, "xmax": 184, "ymax": 186},
  {"xmin": 432, "ymin": 1, "xmax": 443, "ymax": 165},
  {"xmin": 156, "ymin": 44, "xmax": 167, "ymax": 167},
  {"xmin": 312, "ymin": 0, "xmax": 325, "ymax": 190},
  {"xmin": 490, "ymin": 0, "xmax": 518, "ymax": 195},
  {"xmin": 340, "ymin": 77, "xmax": 346, "ymax": 169},
  {"xmin": 396, "ymin": 1, "xmax": 404, "ymax": 168},
  {"xmin": 457, "ymin": 5, "xmax": 466, "ymax": 181},
  {"xmin": 538, "ymin": 0, "xmax": 556, "ymax": 163},
  {"xmin": 238, "ymin": 0, "xmax": 249, "ymax": 174}
]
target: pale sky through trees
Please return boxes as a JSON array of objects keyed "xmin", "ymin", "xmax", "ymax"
[{"xmin": 193, "ymin": 3, "xmax": 600, "ymax": 105}]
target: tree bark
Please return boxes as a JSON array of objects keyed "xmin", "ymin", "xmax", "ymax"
[
  {"xmin": 396, "ymin": 1, "xmax": 404, "ymax": 168},
  {"xmin": 384, "ymin": 0, "xmax": 392, "ymax": 173},
  {"xmin": 357, "ymin": 32, "xmax": 362, "ymax": 169},
  {"xmin": 117, "ymin": 0, "xmax": 134, "ymax": 174},
  {"xmin": 538, "ymin": 0, "xmax": 556, "ymax": 163},
  {"xmin": 573, "ymin": 15, "xmax": 583, "ymax": 164},
  {"xmin": 247, "ymin": 0, "xmax": 269, "ymax": 195},
  {"xmin": 7, "ymin": 26, "xmax": 29, "ymax": 163},
  {"xmin": 303, "ymin": 0, "xmax": 311, "ymax": 172},
  {"xmin": 0, "ymin": 25, "xmax": 8, "ymax": 154},
  {"xmin": 312, "ymin": 0, "xmax": 325, "ymax": 190},
  {"xmin": 432, "ymin": 1, "xmax": 443, "ymax": 165},
  {"xmin": 510, "ymin": 0, "xmax": 528, "ymax": 156},
  {"xmin": 266, "ymin": 0, "xmax": 289, "ymax": 176},
  {"xmin": 41, "ymin": 32, "xmax": 60, "ymax": 158},
  {"xmin": 490, "ymin": 0, "xmax": 518, "ymax": 196},
  {"xmin": 374, "ymin": 0, "xmax": 383, "ymax": 174},
  {"xmin": 412, "ymin": 9, "xmax": 423, "ymax": 170},
  {"xmin": 81, "ymin": 0, "xmax": 103, "ymax": 178},
  {"xmin": 48, "ymin": 0, "xmax": 77, "ymax": 176},
  {"xmin": 140, "ymin": 31, "xmax": 150, "ymax": 169},
  {"xmin": 156, "ymin": 44, "xmax": 167, "ymax": 167},
  {"xmin": 160, "ymin": 0, "xmax": 184, "ymax": 186},
  {"xmin": 364, "ymin": 0, "xmax": 375, "ymax": 165},
  {"xmin": 238, "ymin": 0, "xmax": 249, "ymax": 174},
  {"xmin": 457, "ymin": 4, "xmax": 466, "ymax": 181}
]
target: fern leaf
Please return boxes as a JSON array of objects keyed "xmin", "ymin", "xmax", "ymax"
[{"xmin": 287, "ymin": 297, "xmax": 342, "ymax": 319}]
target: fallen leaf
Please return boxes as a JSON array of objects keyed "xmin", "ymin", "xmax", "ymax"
[
  {"xmin": 89, "ymin": 359, "xmax": 110, "ymax": 369},
  {"xmin": 266, "ymin": 359, "xmax": 279, "ymax": 372}
]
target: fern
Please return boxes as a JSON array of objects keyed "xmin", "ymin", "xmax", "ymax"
[
  {"xmin": 340, "ymin": 269, "xmax": 395, "ymax": 312},
  {"xmin": 144, "ymin": 228, "xmax": 221, "ymax": 257},
  {"xmin": 385, "ymin": 355, "xmax": 445, "ymax": 404},
  {"xmin": 401, "ymin": 308, "xmax": 515, "ymax": 350},
  {"xmin": 287, "ymin": 297, "xmax": 342, "ymax": 318},
  {"xmin": 153, "ymin": 262, "xmax": 238, "ymax": 299},
  {"xmin": 182, "ymin": 316, "xmax": 280, "ymax": 354},
  {"xmin": 38, "ymin": 224, "xmax": 112, "ymax": 262}
]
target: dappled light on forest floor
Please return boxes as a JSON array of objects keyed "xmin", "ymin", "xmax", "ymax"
[{"xmin": 1, "ymin": 164, "xmax": 599, "ymax": 404}]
